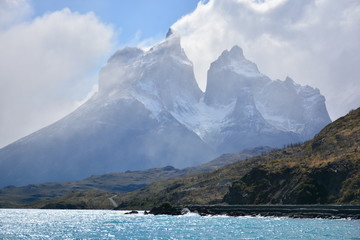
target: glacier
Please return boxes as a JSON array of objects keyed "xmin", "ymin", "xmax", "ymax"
[{"xmin": 0, "ymin": 31, "xmax": 331, "ymax": 187}]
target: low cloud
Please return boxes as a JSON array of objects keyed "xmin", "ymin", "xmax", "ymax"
[
  {"xmin": 0, "ymin": 6, "xmax": 114, "ymax": 147},
  {"xmin": 172, "ymin": 0, "xmax": 360, "ymax": 120}
]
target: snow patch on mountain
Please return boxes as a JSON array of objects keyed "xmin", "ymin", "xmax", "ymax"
[{"xmin": 170, "ymin": 98, "xmax": 236, "ymax": 140}]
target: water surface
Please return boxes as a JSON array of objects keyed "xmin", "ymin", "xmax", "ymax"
[{"xmin": 0, "ymin": 209, "xmax": 359, "ymax": 239}]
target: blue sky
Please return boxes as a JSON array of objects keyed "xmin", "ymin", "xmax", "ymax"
[{"xmin": 31, "ymin": 0, "xmax": 199, "ymax": 45}]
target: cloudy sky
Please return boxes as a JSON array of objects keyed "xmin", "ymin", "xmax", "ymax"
[{"xmin": 0, "ymin": 0, "xmax": 359, "ymax": 148}]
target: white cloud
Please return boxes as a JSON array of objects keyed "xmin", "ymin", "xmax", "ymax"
[
  {"xmin": 0, "ymin": 0, "xmax": 32, "ymax": 29},
  {"xmin": 73, "ymin": 83, "xmax": 99, "ymax": 108},
  {"xmin": 172, "ymin": 0, "xmax": 360, "ymax": 120},
  {"xmin": 0, "ymin": 7, "xmax": 114, "ymax": 147},
  {"xmin": 124, "ymin": 30, "xmax": 165, "ymax": 51}
]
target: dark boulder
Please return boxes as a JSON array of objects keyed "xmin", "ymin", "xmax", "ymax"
[
  {"xmin": 149, "ymin": 202, "xmax": 182, "ymax": 215},
  {"xmin": 125, "ymin": 210, "xmax": 139, "ymax": 214}
]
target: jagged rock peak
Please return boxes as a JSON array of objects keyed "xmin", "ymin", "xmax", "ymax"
[
  {"xmin": 166, "ymin": 28, "xmax": 174, "ymax": 38},
  {"xmin": 229, "ymin": 45, "xmax": 244, "ymax": 57},
  {"xmin": 204, "ymin": 45, "xmax": 267, "ymax": 105},
  {"xmin": 98, "ymin": 28, "xmax": 201, "ymax": 111},
  {"xmin": 151, "ymin": 29, "xmax": 183, "ymax": 55},
  {"xmin": 211, "ymin": 45, "xmax": 261, "ymax": 76},
  {"xmin": 284, "ymin": 76, "xmax": 294, "ymax": 83},
  {"xmin": 165, "ymin": 28, "xmax": 181, "ymax": 40},
  {"xmin": 217, "ymin": 45, "xmax": 245, "ymax": 61}
]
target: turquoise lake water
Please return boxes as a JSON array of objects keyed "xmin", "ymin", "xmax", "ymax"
[{"xmin": 0, "ymin": 209, "xmax": 359, "ymax": 239}]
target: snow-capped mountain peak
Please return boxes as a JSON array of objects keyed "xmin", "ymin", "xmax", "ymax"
[
  {"xmin": 213, "ymin": 45, "xmax": 262, "ymax": 78},
  {"xmin": 98, "ymin": 31, "xmax": 201, "ymax": 117},
  {"xmin": 204, "ymin": 45, "xmax": 269, "ymax": 106}
]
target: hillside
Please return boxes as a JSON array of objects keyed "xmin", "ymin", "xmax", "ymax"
[
  {"xmin": 0, "ymin": 166, "xmax": 184, "ymax": 208},
  {"xmin": 114, "ymin": 108, "xmax": 359, "ymax": 208},
  {"xmin": 6, "ymin": 108, "xmax": 357, "ymax": 209},
  {"xmin": 0, "ymin": 147, "xmax": 270, "ymax": 208},
  {"xmin": 224, "ymin": 108, "xmax": 360, "ymax": 204},
  {"xmin": 113, "ymin": 149, "xmax": 289, "ymax": 209}
]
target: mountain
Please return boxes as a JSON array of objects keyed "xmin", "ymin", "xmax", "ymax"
[
  {"xmin": 203, "ymin": 46, "xmax": 330, "ymax": 152},
  {"xmin": 0, "ymin": 31, "xmax": 331, "ymax": 187},
  {"xmin": 114, "ymin": 108, "xmax": 359, "ymax": 208},
  {"xmin": 0, "ymin": 33, "xmax": 214, "ymax": 187}
]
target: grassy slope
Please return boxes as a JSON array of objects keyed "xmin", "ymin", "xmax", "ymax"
[
  {"xmin": 224, "ymin": 108, "xmax": 360, "ymax": 204},
  {"xmin": 114, "ymin": 156, "xmax": 269, "ymax": 209},
  {"xmin": 0, "ymin": 166, "xmax": 191, "ymax": 208}
]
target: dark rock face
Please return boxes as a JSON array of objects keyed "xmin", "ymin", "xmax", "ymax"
[
  {"xmin": 186, "ymin": 205, "xmax": 360, "ymax": 219},
  {"xmin": 223, "ymin": 160, "xmax": 356, "ymax": 205},
  {"xmin": 125, "ymin": 210, "xmax": 139, "ymax": 214},
  {"xmin": 149, "ymin": 202, "xmax": 182, "ymax": 215},
  {"xmin": 148, "ymin": 204, "xmax": 360, "ymax": 219}
]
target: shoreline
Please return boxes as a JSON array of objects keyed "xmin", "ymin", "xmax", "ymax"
[
  {"xmin": 2, "ymin": 204, "xmax": 359, "ymax": 220},
  {"xmin": 186, "ymin": 205, "xmax": 360, "ymax": 219},
  {"xmin": 150, "ymin": 204, "xmax": 360, "ymax": 220}
]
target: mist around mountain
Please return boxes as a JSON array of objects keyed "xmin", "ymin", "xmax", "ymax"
[{"xmin": 0, "ymin": 31, "xmax": 330, "ymax": 187}]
